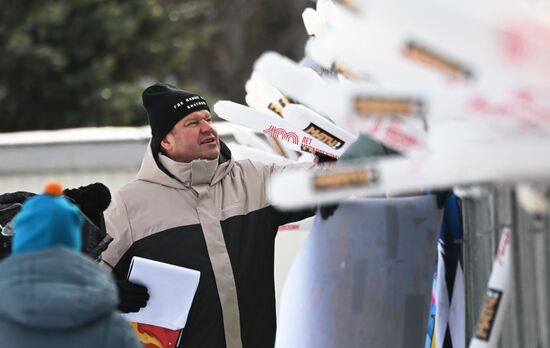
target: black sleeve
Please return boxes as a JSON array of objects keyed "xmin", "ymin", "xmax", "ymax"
[{"xmin": 275, "ymin": 206, "xmax": 316, "ymax": 226}]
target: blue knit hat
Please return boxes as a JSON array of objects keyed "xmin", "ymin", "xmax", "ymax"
[{"xmin": 12, "ymin": 181, "xmax": 83, "ymax": 254}]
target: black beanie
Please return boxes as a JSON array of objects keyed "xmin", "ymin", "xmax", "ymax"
[{"xmin": 142, "ymin": 83, "xmax": 210, "ymax": 154}]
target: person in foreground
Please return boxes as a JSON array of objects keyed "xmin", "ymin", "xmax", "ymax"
[
  {"xmin": 101, "ymin": 83, "xmax": 313, "ymax": 348},
  {"xmin": 0, "ymin": 181, "xmax": 141, "ymax": 348}
]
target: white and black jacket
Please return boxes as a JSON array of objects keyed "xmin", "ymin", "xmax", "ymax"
[{"xmin": 101, "ymin": 142, "xmax": 313, "ymax": 348}]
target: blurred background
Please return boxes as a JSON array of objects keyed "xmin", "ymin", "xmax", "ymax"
[
  {"xmin": 0, "ymin": 0, "xmax": 311, "ymax": 132},
  {"xmin": 4, "ymin": 3, "xmax": 550, "ymax": 346}
]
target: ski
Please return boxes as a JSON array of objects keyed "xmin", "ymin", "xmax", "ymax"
[
  {"xmin": 226, "ymin": 143, "xmax": 296, "ymax": 165},
  {"xmin": 253, "ymin": 52, "xmax": 429, "ymax": 154},
  {"xmin": 254, "ymin": 51, "xmax": 550, "ymax": 147},
  {"xmin": 214, "ymin": 100, "xmax": 342, "ymax": 159},
  {"xmin": 267, "ymin": 133, "xmax": 550, "ymax": 209},
  {"xmin": 281, "ymin": 104, "xmax": 357, "ymax": 154},
  {"xmin": 311, "ymin": 0, "xmax": 550, "ymax": 89},
  {"xmin": 232, "ymin": 126, "xmax": 277, "ymax": 155},
  {"xmin": 469, "ymin": 228, "xmax": 512, "ymax": 348}
]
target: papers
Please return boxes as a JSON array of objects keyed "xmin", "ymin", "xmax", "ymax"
[{"xmin": 122, "ymin": 257, "xmax": 200, "ymax": 330}]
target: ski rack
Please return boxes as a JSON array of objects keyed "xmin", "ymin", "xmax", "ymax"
[{"xmin": 456, "ymin": 184, "xmax": 550, "ymax": 347}]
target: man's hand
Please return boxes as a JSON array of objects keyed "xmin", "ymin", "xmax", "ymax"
[
  {"xmin": 319, "ymin": 205, "xmax": 339, "ymax": 220},
  {"xmin": 116, "ymin": 279, "xmax": 150, "ymax": 313},
  {"xmin": 63, "ymin": 183, "xmax": 111, "ymax": 228},
  {"xmin": 314, "ymin": 152, "xmax": 338, "ymax": 164}
]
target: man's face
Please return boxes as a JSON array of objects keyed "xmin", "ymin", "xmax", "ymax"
[{"xmin": 160, "ymin": 110, "xmax": 220, "ymax": 163}]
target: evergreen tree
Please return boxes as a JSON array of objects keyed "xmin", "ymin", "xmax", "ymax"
[
  {"xmin": 0, "ymin": 0, "xmax": 309, "ymax": 132},
  {"xmin": 0, "ymin": 0, "xmax": 217, "ymax": 131}
]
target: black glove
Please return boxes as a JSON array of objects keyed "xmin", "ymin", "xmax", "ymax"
[
  {"xmin": 63, "ymin": 183, "xmax": 111, "ymax": 228},
  {"xmin": 319, "ymin": 204, "xmax": 339, "ymax": 220},
  {"xmin": 314, "ymin": 152, "xmax": 338, "ymax": 164},
  {"xmin": 116, "ymin": 279, "xmax": 150, "ymax": 313},
  {"xmin": 64, "ymin": 183, "xmax": 112, "ymax": 259}
]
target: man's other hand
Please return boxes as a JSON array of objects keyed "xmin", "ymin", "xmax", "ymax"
[{"xmin": 116, "ymin": 279, "xmax": 150, "ymax": 313}]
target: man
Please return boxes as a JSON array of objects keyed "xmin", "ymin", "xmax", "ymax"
[{"xmin": 101, "ymin": 83, "xmax": 313, "ymax": 348}]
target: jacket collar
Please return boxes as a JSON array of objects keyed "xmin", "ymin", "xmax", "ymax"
[
  {"xmin": 136, "ymin": 141, "xmax": 234, "ymax": 189},
  {"xmin": 159, "ymin": 153, "xmax": 218, "ymax": 186}
]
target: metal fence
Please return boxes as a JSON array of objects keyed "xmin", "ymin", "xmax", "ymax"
[{"xmin": 459, "ymin": 184, "xmax": 550, "ymax": 347}]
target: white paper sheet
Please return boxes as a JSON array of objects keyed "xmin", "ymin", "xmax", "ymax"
[{"xmin": 122, "ymin": 256, "xmax": 200, "ymax": 330}]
